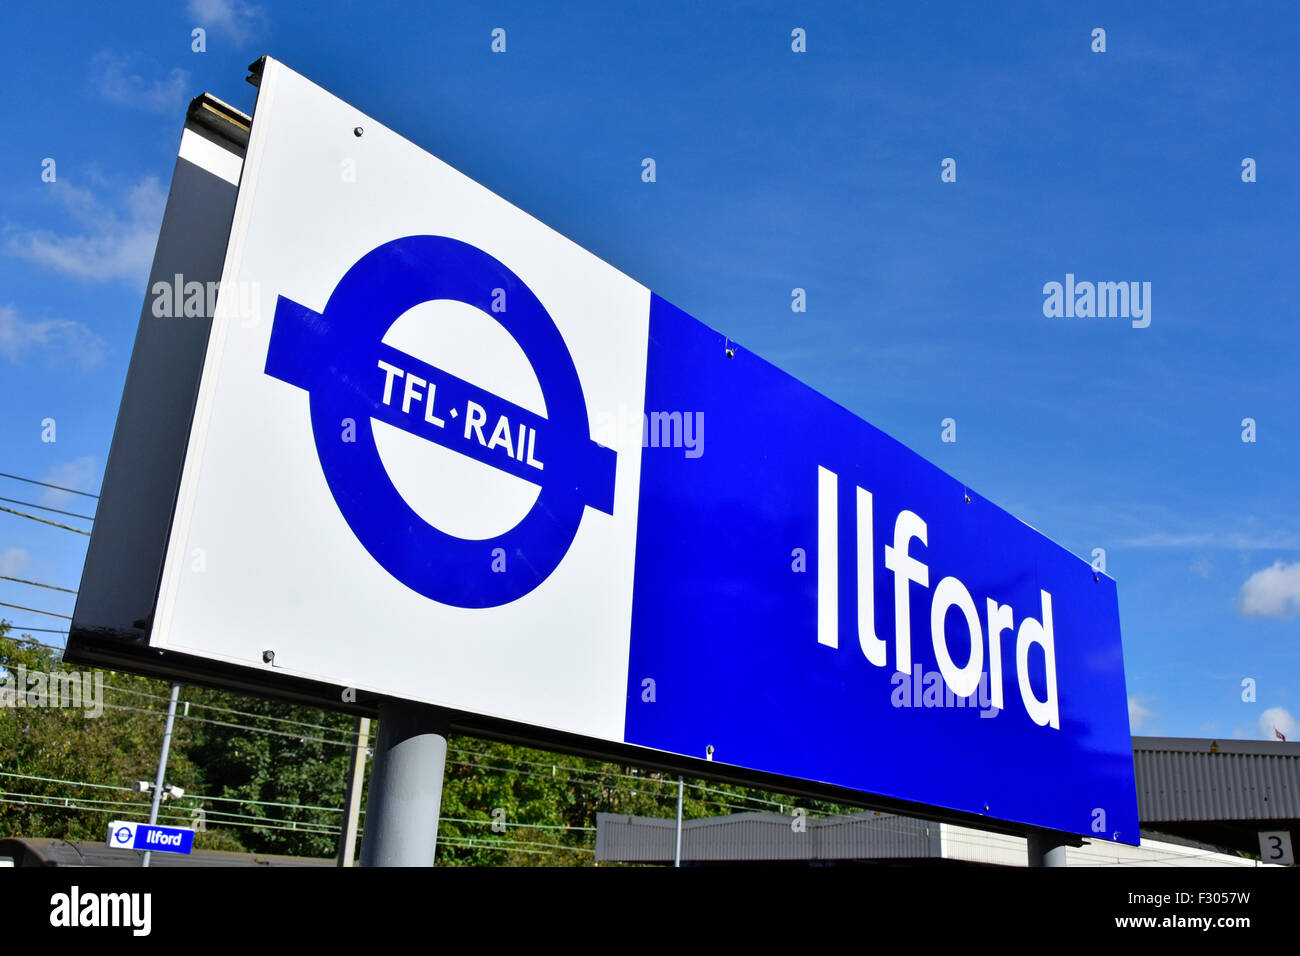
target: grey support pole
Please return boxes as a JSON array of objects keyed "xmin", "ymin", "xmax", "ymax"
[
  {"xmin": 336, "ymin": 715, "xmax": 371, "ymax": 867},
  {"xmin": 142, "ymin": 682, "xmax": 181, "ymax": 868},
  {"xmin": 1026, "ymin": 828, "xmax": 1072, "ymax": 867},
  {"xmin": 359, "ymin": 702, "xmax": 448, "ymax": 867},
  {"xmin": 674, "ymin": 776, "xmax": 684, "ymax": 867}
]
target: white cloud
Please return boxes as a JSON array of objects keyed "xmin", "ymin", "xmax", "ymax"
[
  {"xmin": 1128, "ymin": 696, "xmax": 1154, "ymax": 731},
  {"xmin": 187, "ymin": 0, "xmax": 265, "ymax": 43},
  {"xmin": 1189, "ymin": 558, "xmax": 1213, "ymax": 579},
  {"xmin": 1237, "ymin": 561, "xmax": 1300, "ymax": 619},
  {"xmin": 0, "ymin": 548, "xmax": 30, "ymax": 576},
  {"xmin": 91, "ymin": 52, "xmax": 190, "ymax": 114},
  {"xmin": 40, "ymin": 457, "xmax": 98, "ymax": 508},
  {"xmin": 1122, "ymin": 531, "xmax": 1300, "ymax": 550},
  {"xmin": 4, "ymin": 177, "xmax": 165, "ymax": 284},
  {"xmin": 0, "ymin": 305, "xmax": 107, "ymax": 369},
  {"xmin": 1259, "ymin": 707, "xmax": 1297, "ymax": 741}
]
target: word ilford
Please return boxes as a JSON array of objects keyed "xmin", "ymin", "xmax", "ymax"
[{"xmin": 818, "ymin": 467, "xmax": 1058, "ymax": 729}]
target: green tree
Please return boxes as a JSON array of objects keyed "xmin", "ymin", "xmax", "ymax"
[
  {"xmin": 181, "ymin": 686, "xmax": 356, "ymax": 858},
  {"xmin": 0, "ymin": 624, "xmax": 206, "ymax": 844},
  {"xmin": 3, "ymin": 620, "xmax": 862, "ymax": 864}
]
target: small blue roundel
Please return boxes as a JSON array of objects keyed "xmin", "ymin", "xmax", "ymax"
[{"xmin": 264, "ymin": 236, "xmax": 616, "ymax": 608}]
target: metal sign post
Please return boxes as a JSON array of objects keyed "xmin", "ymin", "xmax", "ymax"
[
  {"xmin": 142, "ymin": 682, "xmax": 181, "ymax": 868},
  {"xmin": 336, "ymin": 715, "xmax": 371, "ymax": 867},
  {"xmin": 674, "ymin": 777, "xmax": 684, "ymax": 867},
  {"xmin": 359, "ymin": 703, "xmax": 448, "ymax": 867}
]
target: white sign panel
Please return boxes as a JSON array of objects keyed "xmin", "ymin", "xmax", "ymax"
[{"xmin": 152, "ymin": 58, "xmax": 652, "ymax": 743}]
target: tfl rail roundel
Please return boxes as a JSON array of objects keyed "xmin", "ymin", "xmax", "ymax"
[{"xmin": 263, "ymin": 236, "xmax": 616, "ymax": 608}]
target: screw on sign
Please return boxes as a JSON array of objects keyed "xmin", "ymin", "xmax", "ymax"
[{"xmin": 265, "ymin": 236, "xmax": 617, "ymax": 608}]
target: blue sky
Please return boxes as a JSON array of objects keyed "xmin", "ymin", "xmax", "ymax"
[{"xmin": 0, "ymin": 1, "xmax": 1296, "ymax": 741}]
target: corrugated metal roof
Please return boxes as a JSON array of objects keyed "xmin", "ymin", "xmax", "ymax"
[
  {"xmin": 1132, "ymin": 736, "xmax": 1300, "ymax": 822},
  {"xmin": 596, "ymin": 813, "xmax": 1270, "ymax": 866},
  {"xmin": 595, "ymin": 811, "xmax": 938, "ymax": 863}
]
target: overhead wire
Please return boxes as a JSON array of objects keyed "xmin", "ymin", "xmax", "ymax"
[
  {"xmin": 0, "ymin": 602, "xmax": 71, "ymax": 620},
  {"xmin": 0, "ymin": 496, "xmax": 94, "ymax": 522},
  {"xmin": 0, "ymin": 575, "xmax": 77, "ymax": 594},
  {"xmin": 0, "ymin": 504, "xmax": 91, "ymax": 535},
  {"xmin": 0, "ymin": 471, "xmax": 99, "ymax": 498}
]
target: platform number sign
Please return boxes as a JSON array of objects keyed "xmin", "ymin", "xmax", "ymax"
[{"xmin": 1258, "ymin": 830, "xmax": 1293, "ymax": 865}]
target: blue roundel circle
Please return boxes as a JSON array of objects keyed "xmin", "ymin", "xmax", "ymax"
[{"xmin": 263, "ymin": 236, "xmax": 617, "ymax": 608}]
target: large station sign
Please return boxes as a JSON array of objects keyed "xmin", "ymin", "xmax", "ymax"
[{"xmin": 69, "ymin": 58, "xmax": 1139, "ymax": 843}]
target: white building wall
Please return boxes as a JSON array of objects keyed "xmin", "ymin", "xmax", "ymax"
[{"xmin": 939, "ymin": 824, "xmax": 1271, "ymax": 867}]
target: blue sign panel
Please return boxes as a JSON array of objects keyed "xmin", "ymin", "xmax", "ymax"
[
  {"xmin": 107, "ymin": 821, "xmax": 195, "ymax": 854},
  {"xmin": 623, "ymin": 295, "xmax": 1138, "ymax": 843}
]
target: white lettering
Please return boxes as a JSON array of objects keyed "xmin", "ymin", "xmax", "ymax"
[
  {"xmin": 1016, "ymin": 590, "xmax": 1060, "ymax": 729},
  {"xmin": 377, "ymin": 360, "xmax": 403, "ymax": 405},
  {"xmin": 401, "ymin": 373, "xmax": 426, "ymax": 415},
  {"xmin": 817, "ymin": 469, "xmax": 1060, "ymax": 730},
  {"xmin": 464, "ymin": 401, "xmax": 488, "ymax": 444},
  {"xmin": 883, "ymin": 510, "xmax": 929, "ymax": 674}
]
